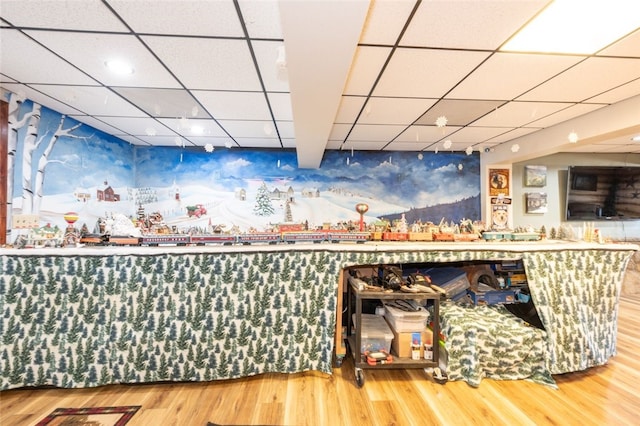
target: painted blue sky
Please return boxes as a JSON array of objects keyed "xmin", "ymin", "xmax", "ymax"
[
  {"xmin": 11, "ymin": 99, "xmax": 480, "ymax": 220},
  {"xmin": 135, "ymin": 147, "xmax": 480, "ymax": 208}
]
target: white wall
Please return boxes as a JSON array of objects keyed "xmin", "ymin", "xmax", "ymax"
[{"xmin": 510, "ymin": 153, "xmax": 640, "ymax": 242}]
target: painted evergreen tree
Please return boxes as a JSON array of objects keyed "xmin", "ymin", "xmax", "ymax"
[{"xmin": 253, "ymin": 182, "xmax": 275, "ymax": 216}]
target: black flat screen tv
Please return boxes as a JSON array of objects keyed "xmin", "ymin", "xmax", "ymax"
[{"xmin": 566, "ymin": 166, "xmax": 640, "ymax": 221}]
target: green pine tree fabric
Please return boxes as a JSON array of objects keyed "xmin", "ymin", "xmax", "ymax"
[{"xmin": 0, "ymin": 246, "xmax": 634, "ymax": 389}]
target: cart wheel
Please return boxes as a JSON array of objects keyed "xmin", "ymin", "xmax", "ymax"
[{"xmin": 355, "ymin": 368, "xmax": 365, "ymax": 388}]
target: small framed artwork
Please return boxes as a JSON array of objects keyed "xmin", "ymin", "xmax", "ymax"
[
  {"xmin": 524, "ymin": 165, "xmax": 546, "ymax": 187},
  {"xmin": 489, "ymin": 168, "xmax": 510, "ymax": 196},
  {"xmin": 526, "ymin": 192, "xmax": 548, "ymax": 214},
  {"xmin": 571, "ymin": 173, "xmax": 598, "ymax": 191}
]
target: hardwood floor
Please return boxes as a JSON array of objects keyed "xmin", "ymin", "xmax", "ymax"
[{"xmin": 2, "ymin": 296, "xmax": 639, "ymax": 426}]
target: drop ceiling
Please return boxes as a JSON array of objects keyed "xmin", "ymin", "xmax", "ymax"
[{"xmin": 1, "ymin": 0, "xmax": 640, "ymax": 169}]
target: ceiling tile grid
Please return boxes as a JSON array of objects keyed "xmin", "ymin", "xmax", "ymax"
[{"xmin": 1, "ymin": 0, "xmax": 639, "ymax": 167}]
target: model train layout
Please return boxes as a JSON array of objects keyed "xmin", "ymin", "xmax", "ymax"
[{"xmin": 12, "ymin": 209, "xmax": 543, "ymax": 249}]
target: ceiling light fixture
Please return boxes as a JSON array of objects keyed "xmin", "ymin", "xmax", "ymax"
[
  {"xmin": 204, "ymin": 144, "xmax": 214, "ymax": 153},
  {"xmin": 465, "ymin": 146, "xmax": 473, "ymax": 156},
  {"xmin": 443, "ymin": 140, "xmax": 452, "ymax": 150},
  {"xmin": 568, "ymin": 131, "xmax": 579, "ymax": 143},
  {"xmin": 632, "ymin": 135, "xmax": 640, "ymax": 142},
  {"xmin": 104, "ymin": 59, "xmax": 134, "ymax": 75},
  {"xmin": 501, "ymin": 0, "xmax": 640, "ymax": 55},
  {"xmin": 191, "ymin": 126, "xmax": 204, "ymax": 135},
  {"xmin": 511, "ymin": 144, "xmax": 520, "ymax": 153}
]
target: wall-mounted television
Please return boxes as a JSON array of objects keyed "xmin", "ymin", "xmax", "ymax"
[{"xmin": 566, "ymin": 166, "xmax": 640, "ymax": 221}]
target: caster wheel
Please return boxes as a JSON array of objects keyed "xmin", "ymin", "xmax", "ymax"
[{"xmin": 355, "ymin": 368, "xmax": 365, "ymax": 388}]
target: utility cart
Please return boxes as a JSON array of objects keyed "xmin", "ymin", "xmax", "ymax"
[{"xmin": 345, "ymin": 274, "xmax": 440, "ymax": 388}]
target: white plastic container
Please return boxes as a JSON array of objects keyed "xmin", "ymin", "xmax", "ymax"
[{"xmin": 383, "ymin": 303, "xmax": 430, "ymax": 332}]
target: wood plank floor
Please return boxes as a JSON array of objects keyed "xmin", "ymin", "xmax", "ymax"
[{"xmin": 2, "ymin": 296, "xmax": 639, "ymax": 426}]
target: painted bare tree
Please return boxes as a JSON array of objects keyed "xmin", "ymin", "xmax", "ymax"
[
  {"xmin": 33, "ymin": 116, "xmax": 84, "ymax": 213},
  {"xmin": 20, "ymin": 102, "xmax": 43, "ymax": 215},
  {"xmin": 5, "ymin": 92, "xmax": 35, "ymax": 239},
  {"xmin": 19, "ymin": 105, "xmax": 84, "ymax": 215}
]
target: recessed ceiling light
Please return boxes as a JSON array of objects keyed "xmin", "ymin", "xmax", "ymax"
[
  {"xmin": 105, "ymin": 59, "xmax": 134, "ymax": 75},
  {"xmin": 191, "ymin": 126, "xmax": 204, "ymax": 135},
  {"xmin": 501, "ymin": 1, "xmax": 640, "ymax": 54},
  {"xmin": 632, "ymin": 135, "xmax": 640, "ymax": 142}
]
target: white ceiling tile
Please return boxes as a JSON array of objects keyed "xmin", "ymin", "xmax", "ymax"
[
  {"xmin": 68, "ymin": 115, "xmax": 132, "ymax": 136},
  {"xmin": 325, "ymin": 140, "xmax": 344, "ymax": 150},
  {"xmin": 238, "ymin": 0, "xmax": 283, "ymax": 39},
  {"xmin": 110, "ymin": 134, "xmax": 148, "ymax": 145},
  {"xmin": 402, "ymin": 0, "xmax": 548, "ymax": 49},
  {"xmin": 384, "ymin": 141, "xmax": 429, "ymax": 151},
  {"xmin": 345, "ymin": 124, "xmax": 407, "ymax": 142},
  {"xmin": 343, "ymin": 46, "xmax": 393, "ymax": 96},
  {"xmin": 586, "ymin": 79, "xmax": 640, "ymax": 104},
  {"xmin": 359, "ymin": 97, "xmax": 436, "ymax": 125},
  {"xmin": 25, "ymin": 31, "xmax": 181, "ymax": 88},
  {"xmin": 184, "ymin": 136, "xmax": 236, "ymax": 147},
  {"xmin": 473, "ymin": 101, "xmax": 571, "ymax": 127},
  {"xmin": 449, "ymin": 53, "xmax": 585, "ymax": 100},
  {"xmin": 343, "ymin": 141, "xmax": 390, "ymax": 150},
  {"xmin": 335, "ymin": 96, "xmax": 367, "ymax": 123},
  {"xmin": 157, "ymin": 118, "xmax": 227, "ymax": 137},
  {"xmin": 0, "ymin": 30, "xmax": 98, "ymax": 85},
  {"xmin": 445, "ymin": 126, "xmax": 515, "ymax": 144},
  {"xmin": 374, "ymin": 48, "xmax": 490, "ymax": 97},
  {"xmin": 112, "ymin": 88, "xmax": 209, "ymax": 118},
  {"xmin": 329, "ymin": 124, "xmax": 353, "ymax": 142},
  {"xmin": 1, "ymin": 83, "xmax": 84, "ymax": 115},
  {"xmin": 359, "ymin": 0, "xmax": 416, "ymax": 45},
  {"xmin": 100, "ymin": 117, "xmax": 178, "ymax": 136},
  {"xmin": 252, "ymin": 40, "xmax": 290, "ymax": 92},
  {"xmin": 528, "ymin": 103, "xmax": 605, "ymax": 128},
  {"xmin": 486, "ymin": 127, "xmax": 541, "ymax": 144},
  {"xmin": 108, "ymin": 0, "xmax": 243, "ymax": 36},
  {"xmin": 192, "ymin": 91, "xmax": 271, "ymax": 120},
  {"xmin": 142, "ymin": 36, "xmax": 261, "ymax": 91},
  {"xmin": 396, "ymin": 125, "xmax": 462, "ymax": 143},
  {"xmin": 31, "ymin": 85, "xmax": 147, "ymax": 116},
  {"xmin": 598, "ymin": 29, "xmax": 640, "ymax": 57},
  {"xmin": 0, "ymin": 0, "xmax": 127, "ymax": 31},
  {"xmin": 275, "ymin": 121, "xmax": 295, "ymax": 139},
  {"xmin": 415, "ymin": 99, "xmax": 503, "ymax": 126},
  {"xmin": 133, "ymin": 135, "xmax": 191, "ymax": 146},
  {"xmin": 234, "ymin": 138, "xmax": 284, "ymax": 149},
  {"xmin": 218, "ymin": 120, "xmax": 282, "ymax": 139},
  {"xmin": 518, "ymin": 57, "xmax": 640, "ymax": 102},
  {"xmin": 281, "ymin": 138, "xmax": 297, "ymax": 149},
  {"xmin": 267, "ymin": 93, "xmax": 294, "ymax": 121}
]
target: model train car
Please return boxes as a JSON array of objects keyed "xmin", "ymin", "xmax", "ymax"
[{"xmin": 80, "ymin": 230, "xmax": 372, "ymax": 246}]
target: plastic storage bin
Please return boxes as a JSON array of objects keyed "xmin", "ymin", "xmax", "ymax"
[
  {"xmin": 352, "ymin": 313, "xmax": 394, "ymax": 354},
  {"xmin": 383, "ymin": 303, "xmax": 430, "ymax": 332}
]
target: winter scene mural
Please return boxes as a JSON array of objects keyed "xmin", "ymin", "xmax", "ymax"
[{"xmin": 5, "ymin": 93, "xmax": 481, "ymax": 245}]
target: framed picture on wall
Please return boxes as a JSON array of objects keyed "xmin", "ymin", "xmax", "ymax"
[
  {"xmin": 524, "ymin": 165, "xmax": 546, "ymax": 187},
  {"xmin": 489, "ymin": 168, "xmax": 510, "ymax": 196},
  {"xmin": 526, "ymin": 192, "xmax": 548, "ymax": 214}
]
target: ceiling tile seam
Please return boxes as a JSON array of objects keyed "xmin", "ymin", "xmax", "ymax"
[
  {"xmin": 129, "ymin": 34, "xmax": 241, "ymax": 147},
  {"xmin": 582, "ymin": 76, "xmax": 640, "ymax": 104},
  {"xmin": 339, "ymin": 0, "xmax": 423, "ymax": 152},
  {"xmin": 232, "ymin": 0, "xmax": 283, "ymax": 148},
  {"xmin": 378, "ymin": 50, "xmax": 501, "ymax": 152}
]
